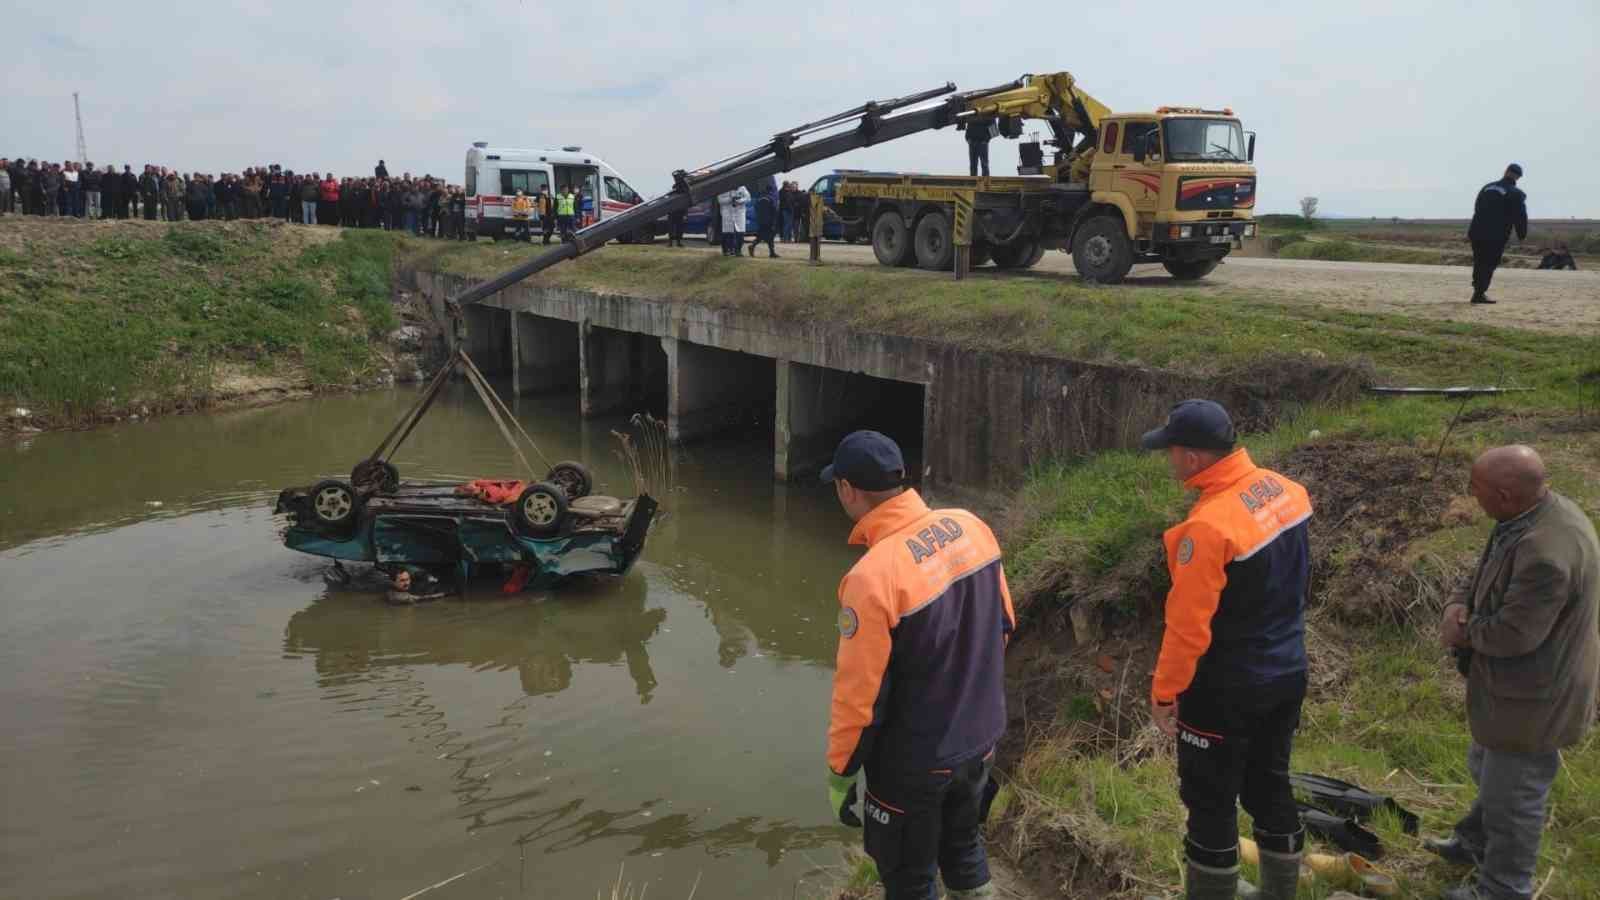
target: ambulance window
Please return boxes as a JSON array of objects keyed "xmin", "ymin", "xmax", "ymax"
[
  {"xmin": 500, "ymin": 169, "xmax": 550, "ymax": 196},
  {"xmin": 604, "ymin": 176, "xmax": 640, "ymax": 204}
]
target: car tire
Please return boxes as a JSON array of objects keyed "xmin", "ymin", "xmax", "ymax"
[
  {"xmin": 871, "ymin": 211, "xmax": 913, "ymax": 268},
  {"xmin": 513, "ymin": 482, "xmax": 569, "ymax": 539},
  {"xmin": 351, "ymin": 460, "xmax": 400, "ymax": 494},
  {"xmin": 309, "ymin": 480, "xmax": 360, "ymax": 529},
  {"xmin": 1163, "ymin": 258, "xmax": 1219, "ymax": 280},
  {"xmin": 913, "ymin": 210, "xmax": 955, "ymax": 271},
  {"xmin": 544, "ymin": 461, "xmax": 593, "ymax": 500},
  {"xmin": 1072, "ymin": 215, "xmax": 1135, "ymax": 284}
]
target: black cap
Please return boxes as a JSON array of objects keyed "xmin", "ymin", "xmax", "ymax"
[
  {"xmin": 1507, "ymin": 163, "xmax": 1523, "ymax": 176},
  {"xmin": 820, "ymin": 430, "xmax": 906, "ymax": 491},
  {"xmin": 1140, "ymin": 400, "xmax": 1237, "ymax": 452}
]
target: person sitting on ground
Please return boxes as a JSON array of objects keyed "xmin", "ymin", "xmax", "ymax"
[{"xmin": 1536, "ymin": 242, "xmax": 1577, "ymax": 270}]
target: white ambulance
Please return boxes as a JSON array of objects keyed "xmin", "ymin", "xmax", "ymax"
[{"xmin": 463, "ymin": 143, "xmax": 655, "ymax": 241}]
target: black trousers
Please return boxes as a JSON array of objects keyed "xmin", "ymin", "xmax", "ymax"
[
  {"xmin": 143, "ymin": 194, "xmax": 159, "ymax": 220},
  {"xmin": 864, "ymin": 750, "xmax": 994, "ymax": 900},
  {"xmin": 667, "ymin": 211, "xmax": 684, "ymax": 244},
  {"xmin": 968, "ymin": 142, "xmax": 990, "ymax": 177},
  {"xmin": 1471, "ymin": 239, "xmax": 1507, "ymax": 293},
  {"xmin": 1177, "ymin": 672, "xmax": 1306, "ymax": 869}
]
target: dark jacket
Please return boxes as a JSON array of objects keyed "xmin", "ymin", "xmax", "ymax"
[
  {"xmin": 1467, "ymin": 178, "xmax": 1528, "ymax": 243},
  {"xmin": 1463, "ymin": 491, "xmax": 1600, "ymax": 753},
  {"xmin": 140, "ymin": 172, "xmax": 160, "ymax": 196}
]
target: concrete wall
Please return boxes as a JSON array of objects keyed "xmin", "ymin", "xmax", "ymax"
[
  {"xmin": 511, "ymin": 312, "xmax": 579, "ymax": 396},
  {"xmin": 418, "ymin": 272, "xmax": 1322, "ymax": 489}
]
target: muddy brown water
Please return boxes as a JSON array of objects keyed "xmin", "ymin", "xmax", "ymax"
[{"xmin": 0, "ymin": 384, "xmax": 872, "ymax": 899}]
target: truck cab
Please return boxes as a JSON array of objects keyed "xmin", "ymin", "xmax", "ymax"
[{"xmin": 1082, "ymin": 109, "xmax": 1257, "ymax": 279}]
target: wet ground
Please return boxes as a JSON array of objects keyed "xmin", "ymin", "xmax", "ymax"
[{"xmin": 0, "ymin": 384, "xmax": 869, "ymax": 899}]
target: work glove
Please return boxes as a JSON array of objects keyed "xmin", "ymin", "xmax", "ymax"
[{"xmin": 827, "ymin": 770, "xmax": 861, "ymax": 827}]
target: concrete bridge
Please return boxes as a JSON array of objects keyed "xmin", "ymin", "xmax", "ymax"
[{"xmin": 414, "ymin": 271, "xmax": 1285, "ymax": 489}]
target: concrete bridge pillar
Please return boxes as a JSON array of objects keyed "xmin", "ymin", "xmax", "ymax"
[
  {"xmin": 462, "ymin": 305, "xmax": 512, "ymax": 375},
  {"xmin": 775, "ymin": 360, "xmax": 927, "ymax": 482},
  {"xmin": 581, "ymin": 322, "xmax": 667, "ymax": 418}
]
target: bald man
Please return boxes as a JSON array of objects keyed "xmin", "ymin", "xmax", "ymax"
[{"xmin": 1430, "ymin": 445, "xmax": 1598, "ymax": 900}]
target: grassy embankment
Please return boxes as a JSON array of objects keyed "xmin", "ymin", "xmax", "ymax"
[
  {"xmin": 0, "ymin": 220, "xmax": 408, "ymax": 428},
  {"xmin": 413, "ymin": 243, "xmax": 1600, "ymax": 898},
  {"xmin": 1255, "ymin": 214, "xmax": 1600, "ymax": 268}
]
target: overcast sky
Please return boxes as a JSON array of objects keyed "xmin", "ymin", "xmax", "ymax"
[{"xmin": 6, "ymin": 0, "xmax": 1596, "ymax": 218}]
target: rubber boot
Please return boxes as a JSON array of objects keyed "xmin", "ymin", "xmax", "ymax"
[
  {"xmin": 946, "ymin": 883, "xmax": 995, "ymax": 899},
  {"xmin": 1253, "ymin": 828, "xmax": 1305, "ymax": 900},
  {"xmin": 1185, "ymin": 861, "xmax": 1241, "ymax": 900}
]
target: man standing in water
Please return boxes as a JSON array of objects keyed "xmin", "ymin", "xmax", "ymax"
[
  {"xmin": 1141, "ymin": 400, "xmax": 1313, "ymax": 900},
  {"xmin": 822, "ymin": 431, "xmax": 1014, "ymax": 900}
]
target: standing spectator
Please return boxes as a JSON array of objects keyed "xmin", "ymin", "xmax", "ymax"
[
  {"xmin": 318, "ymin": 172, "xmax": 339, "ymax": 226},
  {"xmin": 1431, "ymin": 445, "xmax": 1598, "ymax": 900},
  {"xmin": 241, "ymin": 169, "xmax": 263, "ymax": 218},
  {"xmin": 29, "ymin": 161, "xmax": 49, "ymax": 215},
  {"xmin": 63, "ymin": 162, "xmax": 82, "ymax": 217},
  {"xmin": 717, "ymin": 185, "xmax": 749, "ymax": 256},
  {"xmin": 82, "ymin": 163, "xmax": 102, "ymax": 219},
  {"xmin": 666, "ymin": 207, "xmax": 685, "ymax": 247},
  {"xmin": 162, "ymin": 170, "xmax": 185, "ymax": 221},
  {"xmin": 186, "ymin": 173, "xmax": 209, "ymax": 221},
  {"xmin": 375, "ymin": 159, "xmax": 389, "ymax": 179},
  {"xmin": 1466, "ymin": 163, "xmax": 1528, "ymax": 305},
  {"xmin": 778, "ymin": 181, "xmax": 796, "ymax": 242},
  {"xmin": 386, "ymin": 180, "xmax": 406, "ymax": 231},
  {"xmin": 217, "ymin": 174, "xmax": 236, "ymax": 219},
  {"xmin": 43, "ymin": 164, "xmax": 63, "ymax": 216},
  {"xmin": 537, "ymin": 185, "xmax": 555, "ymax": 244},
  {"xmin": 0, "ymin": 161, "xmax": 11, "ymax": 215},
  {"xmin": 403, "ymin": 182, "xmax": 424, "ymax": 235},
  {"xmin": 300, "ymin": 173, "xmax": 319, "ymax": 224},
  {"xmin": 747, "ymin": 175, "xmax": 778, "ymax": 258},
  {"xmin": 99, "ymin": 164, "xmax": 120, "ymax": 219},
  {"xmin": 428, "ymin": 181, "xmax": 444, "ymax": 237},
  {"xmin": 450, "ymin": 187, "xmax": 466, "ymax": 241},
  {"xmin": 120, "ymin": 165, "xmax": 138, "ymax": 219},
  {"xmin": 140, "ymin": 166, "xmax": 160, "ymax": 220},
  {"xmin": 269, "ymin": 166, "xmax": 289, "ymax": 220},
  {"xmin": 556, "ymin": 184, "xmax": 576, "ymax": 237},
  {"xmin": 510, "ymin": 189, "xmax": 533, "ymax": 242},
  {"xmin": 579, "ymin": 187, "xmax": 594, "ymax": 228}
]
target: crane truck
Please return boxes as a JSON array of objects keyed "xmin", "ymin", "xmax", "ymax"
[
  {"xmin": 834, "ymin": 73, "xmax": 1257, "ymax": 282},
  {"xmin": 444, "ymin": 72, "xmax": 1256, "ymax": 311}
]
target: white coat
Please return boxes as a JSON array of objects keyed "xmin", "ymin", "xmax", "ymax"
[{"xmin": 718, "ymin": 186, "xmax": 750, "ymax": 233}]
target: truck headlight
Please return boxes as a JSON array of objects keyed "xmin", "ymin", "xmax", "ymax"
[
  {"xmin": 1179, "ymin": 225, "xmax": 1193, "ymax": 239},
  {"xmin": 1244, "ymin": 224, "xmax": 1256, "ymax": 237}
]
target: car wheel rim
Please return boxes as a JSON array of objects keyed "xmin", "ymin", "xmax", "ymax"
[
  {"xmin": 315, "ymin": 487, "xmax": 351, "ymax": 520},
  {"xmin": 1084, "ymin": 235, "xmax": 1112, "ymax": 267},
  {"xmin": 526, "ymin": 495, "xmax": 558, "ymax": 525}
]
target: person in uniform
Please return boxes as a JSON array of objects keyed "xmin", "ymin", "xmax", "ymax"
[
  {"xmin": 1141, "ymin": 400, "xmax": 1313, "ymax": 900},
  {"xmin": 1466, "ymin": 164, "xmax": 1528, "ymax": 305},
  {"xmin": 823, "ymin": 430, "xmax": 1014, "ymax": 900}
]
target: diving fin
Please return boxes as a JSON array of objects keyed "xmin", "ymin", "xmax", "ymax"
[
  {"xmin": 1297, "ymin": 802, "xmax": 1385, "ymax": 860},
  {"xmin": 1290, "ymin": 772, "xmax": 1419, "ymax": 835}
]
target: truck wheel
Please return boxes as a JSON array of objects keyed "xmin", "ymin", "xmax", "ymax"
[
  {"xmin": 871, "ymin": 211, "xmax": 913, "ymax": 268},
  {"xmin": 513, "ymin": 483, "xmax": 569, "ymax": 539},
  {"xmin": 1072, "ymin": 215, "xmax": 1135, "ymax": 284},
  {"xmin": 991, "ymin": 240, "xmax": 1038, "ymax": 269},
  {"xmin": 1163, "ymin": 259, "xmax": 1219, "ymax": 281},
  {"xmin": 1022, "ymin": 242, "xmax": 1046, "ymax": 269},
  {"xmin": 913, "ymin": 211, "xmax": 955, "ymax": 270}
]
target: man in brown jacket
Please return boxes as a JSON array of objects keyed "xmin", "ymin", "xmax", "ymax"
[{"xmin": 1431, "ymin": 445, "xmax": 1599, "ymax": 900}]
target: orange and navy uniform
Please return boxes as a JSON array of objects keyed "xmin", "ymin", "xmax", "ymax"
[
  {"xmin": 1152, "ymin": 449, "xmax": 1313, "ymax": 705},
  {"xmin": 827, "ymin": 490, "xmax": 1016, "ymax": 779}
]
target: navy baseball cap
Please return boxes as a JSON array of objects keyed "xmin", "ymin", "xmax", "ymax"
[
  {"xmin": 820, "ymin": 430, "xmax": 906, "ymax": 491},
  {"xmin": 1140, "ymin": 400, "xmax": 1237, "ymax": 452}
]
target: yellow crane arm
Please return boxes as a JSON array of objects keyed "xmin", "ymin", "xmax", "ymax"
[{"xmin": 959, "ymin": 71, "xmax": 1112, "ymax": 180}]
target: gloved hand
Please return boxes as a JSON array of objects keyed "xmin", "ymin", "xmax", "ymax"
[{"xmin": 827, "ymin": 770, "xmax": 861, "ymax": 827}]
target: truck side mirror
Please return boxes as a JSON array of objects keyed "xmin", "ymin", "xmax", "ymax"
[
  {"xmin": 1247, "ymin": 132, "xmax": 1256, "ymax": 162},
  {"xmin": 1133, "ymin": 139, "xmax": 1147, "ymax": 164}
]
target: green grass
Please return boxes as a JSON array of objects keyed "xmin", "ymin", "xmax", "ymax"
[
  {"xmin": 411, "ymin": 243, "xmax": 1597, "ymax": 391},
  {"xmin": 0, "ymin": 224, "xmax": 402, "ymax": 424},
  {"xmin": 1277, "ymin": 239, "xmax": 1442, "ymax": 265}
]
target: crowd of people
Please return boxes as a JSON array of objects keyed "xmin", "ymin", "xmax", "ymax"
[
  {"xmin": 680, "ymin": 176, "xmax": 814, "ymax": 256},
  {"xmin": 0, "ymin": 156, "xmax": 472, "ymax": 239}
]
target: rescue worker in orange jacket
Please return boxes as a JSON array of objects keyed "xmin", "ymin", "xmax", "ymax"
[
  {"xmin": 822, "ymin": 430, "xmax": 1015, "ymax": 900},
  {"xmin": 510, "ymin": 190, "xmax": 534, "ymax": 242},
  {"xmin": 1142, "ymin": 401, "xmax": 1313, "ymax": 900}
]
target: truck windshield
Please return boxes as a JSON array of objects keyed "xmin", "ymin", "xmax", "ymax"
[{"xmin": 1163, "ymin": 118, "xmax": 1246, "ymax": 162}]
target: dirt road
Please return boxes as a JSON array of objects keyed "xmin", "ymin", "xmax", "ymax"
[{"xmin": 797, "ymin": 242, "xmax": 1599, "ymax": 333}]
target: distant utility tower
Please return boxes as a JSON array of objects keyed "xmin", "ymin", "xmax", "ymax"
[{"xmin": 73, "ymin": 92, "xmax": 88, "ymax": 164}]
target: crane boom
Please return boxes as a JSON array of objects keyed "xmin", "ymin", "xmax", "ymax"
[{"xmin": 448, "ymin": 75, "xmax": 1065, "ymax": 308}]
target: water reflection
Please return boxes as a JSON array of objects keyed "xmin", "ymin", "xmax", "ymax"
[{"xmin": 284, "ymin": 573, "xmax": 665, "ymax": 703}]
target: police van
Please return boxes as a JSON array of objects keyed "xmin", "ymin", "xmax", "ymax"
[{"xmin": 464, "ymin": 143, "xmax": 654, "ymax": 241}]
